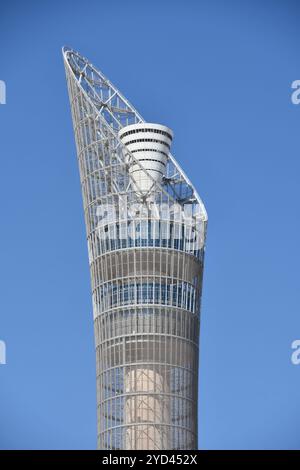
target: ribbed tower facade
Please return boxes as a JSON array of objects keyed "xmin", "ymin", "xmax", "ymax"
[{"xmin": 63, "ymin": 47, "xmax": 207, "ymax": 450}]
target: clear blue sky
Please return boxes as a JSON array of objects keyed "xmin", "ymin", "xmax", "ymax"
[{"xmin": 0, "ymin": 0, "xmax": 300, "ymax": 450}]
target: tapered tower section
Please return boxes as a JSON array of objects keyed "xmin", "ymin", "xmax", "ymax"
[{"xmin": 63, "ymin": 47, "xmax": 207, "ymax": 450}]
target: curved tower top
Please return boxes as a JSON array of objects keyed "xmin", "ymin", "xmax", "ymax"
[{"xmin": 63, "ymin": 46, "xmax": 207, "ymax": 228}]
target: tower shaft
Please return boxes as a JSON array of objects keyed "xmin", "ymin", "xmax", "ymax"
[{"xmin": 63, "ymin": 47, "xmax": 207, "ymax": 450}]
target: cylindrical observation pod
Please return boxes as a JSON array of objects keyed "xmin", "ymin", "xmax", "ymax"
[{"xmin": 119, "ymin": 123, "xmax": 173, "ymax": 195}]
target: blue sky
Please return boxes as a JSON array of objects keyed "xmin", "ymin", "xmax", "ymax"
[{"xmin": 0, "ymin": 0, "xmax": 300, "ymax": 449}]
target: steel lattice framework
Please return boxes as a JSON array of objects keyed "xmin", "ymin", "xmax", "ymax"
[{"xmin": 63, "ymin": 47, "xmax": 207, "ymax": 450}]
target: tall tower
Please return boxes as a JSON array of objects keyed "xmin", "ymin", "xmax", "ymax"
[{"xmin": 63, "ymin": 47, "xmax": 207, "ymax": 450}]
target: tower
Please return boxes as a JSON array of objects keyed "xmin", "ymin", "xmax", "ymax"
[{"xmin": 63, "ymin": 47, "xmax": 207, "ymax": 450}]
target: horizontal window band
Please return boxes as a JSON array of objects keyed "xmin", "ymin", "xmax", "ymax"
[
  {"xmin": 120, "ymin": 128, "xmax": 172, "ymax": 141},
  {"xmin": 123, "ymin": 138, "xmax": 170, "ymax": 148},
  {"xmin": 131, "ymin": 158, "xmax": 166, "ymax": 165}
]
